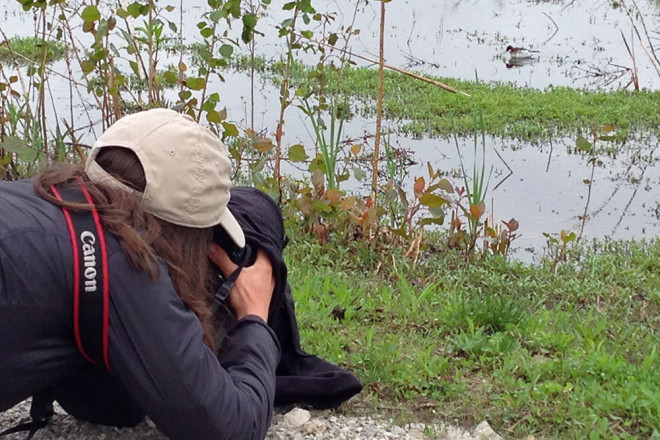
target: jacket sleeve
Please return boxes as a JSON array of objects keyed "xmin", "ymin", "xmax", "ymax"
[{"xmin": 106, "ymin": 251, "xmax": 280, "ymax": 440}]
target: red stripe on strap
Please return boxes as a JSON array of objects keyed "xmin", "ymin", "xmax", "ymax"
[
  {"xmin": 77, "ymin": 178, "xmax": 112, "ymax": 372},
  {"xmin": 50, "ymin": 185, "xmax": 96, "ymax": 364}
]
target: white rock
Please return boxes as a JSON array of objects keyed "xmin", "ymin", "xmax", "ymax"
[
  {"xmin": 283, "ymin": 407, "xmax": 311, "ymax": 428},
  {"xmin": 473, "ymin": 420, "xmax": 502, "ymax": 440}
]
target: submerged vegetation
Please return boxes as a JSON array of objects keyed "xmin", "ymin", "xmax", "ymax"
[{"xmin": 1, "ymin": 0, "xmax": 658, "ymax": 438}]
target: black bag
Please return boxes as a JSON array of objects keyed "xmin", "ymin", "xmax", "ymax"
[{"xmin": 216, "ymin": 187, "xmax": 363, "ymax": 409}]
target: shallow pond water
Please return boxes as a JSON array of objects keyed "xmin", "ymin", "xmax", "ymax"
[
  {"xmin": 2, "ymin": 0, "xmax": 659, "ymax": 261},
  {"xmin": 235, "ymin": 0, "xmax": 660, "ymax": 91}
]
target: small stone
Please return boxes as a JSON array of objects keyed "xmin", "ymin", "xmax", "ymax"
[
  {"xmin": 473, "ymin": 421, "xmax": 502, "ymax": 440},
  {"xmin": 409, "ymin": 431, "xmax": 429, "ymax": 440},
  {"xmin": 360, "ymin": 425, "xmax": 379, "ymax": 437},
  {"xmin": 283, "ymin": 407, "xmax": 311, "ymax": 428},
  {"xmin": 303, "ymin": 419, "xmax": 326, "ymax": 435}
]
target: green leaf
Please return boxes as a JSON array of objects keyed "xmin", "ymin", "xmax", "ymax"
[
  {"xmin": 82, "ymin": 20, "xmax": 95, "ymax": 33},
  {"xmin": 328, "ymin": 33, "xmax": 338, "ymax": 45},
  {"xmin": 576, "ymin": 135, "xmax": 592, "ymax": 153},
  {"xmin": 18, "ymin": 147, "xmax": 39, "ymax": 163},
  {"xmin": 313, "ymin": 200, "xmax": 332, "ymax": 213},
  {"xmin": 186, "ymin": 77, "xmax": 206, "ymax": 90},
  {"xmin": 206, "ymin": 110, "xmax": 222, "ymax": 124},
  {"xmin": 129, "ymin": 60, "xmax": 140, "ymax": 76},
  {"xmin": 81, "ymin": 59, "xmax": 96, "ymax": 74},
  {"xmin": 241, "ymin": 13, "xmax": 258, "ymax": 43},
  {"xmin": 432, "ymin": 178, "xmax": 454, "ymax": 193},
  {"xmin": 1, "ymin": 136, "xmax": 38, "ymax": 163},
  {"xmin": 420, "ymin": 216, "xmax": 445, "ymax": 226},
  {"xmin": 163, "ymin": 70, "xmax": 177, "ymax": 84},
  {"xmin": 229, "ymin": 0, "xmax": 241, "ymax": 17},
  {"xmin": 419, "ymin": 192, "xmax": 449, "ymax": 208},
  {"xmin": 221, "ymin": 122, "xmax": 239, "ymax": 139},
  {"xmin": 127, "ymin": 2, "xmax": 144, "ymax": 18},
  {"xmin": 353, "ymin": 168, "xmax": 366, "ymax": 181},
  {"xmin": 81, "ymin": 5, "xmax": 100, "ymax": 22},
  {"xmin": 288, "ymin": 144, "xmax": 308, "ymax": 162},
  {"xmin": 243, "ymin": 13, "xmax": 257, "ymax": 29},
  {"xmin": 219, "ymin": 44, "xmax": 233, "ymax": 58},
  {"xmin": 0, "ymin": 135, "xmax": 26, "ymax": 153},
  {"xmin": 210, "ymin": 10, "xmax": 225, "ymax": 23}
]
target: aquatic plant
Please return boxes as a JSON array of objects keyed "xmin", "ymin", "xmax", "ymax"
[{"xmin": 0, "ymin": 36, "xmax": 65, "ymax": 66}]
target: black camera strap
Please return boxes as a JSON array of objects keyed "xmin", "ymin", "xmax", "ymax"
[
  {"xmin": 211, "ymin": 249, "xmax": 252, "ymax": 314},
  {"xmin": 51, "ymin": 179, "xmax": 112, "ymax": 371}
]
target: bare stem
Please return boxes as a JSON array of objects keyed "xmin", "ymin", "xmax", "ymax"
[{"xmin": 371, "ymin": 1, "xmax": 386, "ymax": 202}]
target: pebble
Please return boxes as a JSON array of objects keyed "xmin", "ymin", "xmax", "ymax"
[{"xmin": 1, "ymin": 399, "xmax": 506, "ymax": 440}]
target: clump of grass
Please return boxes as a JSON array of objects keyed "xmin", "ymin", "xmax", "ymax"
[{"xmin": 0, "ymin": 36, "xmax": 66, "ymax": 66}]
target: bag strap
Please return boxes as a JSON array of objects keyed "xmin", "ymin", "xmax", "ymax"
[
  {"xmin": 51, "ymin": 179, "xmax": 112, "ymax": 372},
  {"xmin": 0, "ymin": 377, "xmax": 55, "ymax": 439}
]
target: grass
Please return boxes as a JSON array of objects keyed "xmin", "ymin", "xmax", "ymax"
[
  {"xmin": 0, "ymin": 36, "xmax": 66, "ymax": 66},
  {"xmin": 343, "ymin": 68, "xmax": 660, "ymax": 142},
  {"xmin": 235, "ymin": 56, "xmax": 660, "ymax": 142},
  {"xmin": 285, "ymin": 232, "xmax": 660, "ymax": 439}
]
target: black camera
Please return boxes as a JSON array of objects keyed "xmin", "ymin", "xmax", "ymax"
[
  {"xmin": 212, "ymin": 227, "xmax": 257, "ymax": 268},
  {"xmin": 211, "ymin": 227, "xmax": 257, "ymax": 308}
]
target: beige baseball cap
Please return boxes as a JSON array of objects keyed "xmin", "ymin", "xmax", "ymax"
[{"xmin": 85, "ymin": 108, "xmax": 245, "ymax": 247}]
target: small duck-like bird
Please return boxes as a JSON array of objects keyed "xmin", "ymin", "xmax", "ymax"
[{"xmin": 505, "ymin": 45, "xmax": 539, "ymax": 59}]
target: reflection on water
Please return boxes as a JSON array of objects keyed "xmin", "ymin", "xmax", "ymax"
[
  {"xmin": 401, "ymin": 133, "xmax": 660, "ymax": 262},
  {"xmin": 4, "ymin": 0, "xmax": 660, "ymax": 90},
  {"xmin": 1, "ymin": 0, "xmax": 659, "ymax": 261}
]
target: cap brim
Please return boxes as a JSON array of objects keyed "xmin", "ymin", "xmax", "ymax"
[{"xmin": 218, "ymin": 209, "xmax": 245, "ymax": 248}]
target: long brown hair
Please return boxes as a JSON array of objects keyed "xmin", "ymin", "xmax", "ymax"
[{"xmin": 34, "ymin": 147, "xmax": 217, "ymax": 349}]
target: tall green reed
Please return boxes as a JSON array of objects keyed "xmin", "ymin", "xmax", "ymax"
[{"xmin": 454, "ymin": 107, "xmax": 493, "ymax": 252}]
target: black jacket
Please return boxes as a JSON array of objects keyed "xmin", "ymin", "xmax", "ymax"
[
  {"xmin": 0, "ymin": 179, "xmax": 280, "ymax": 440},
  {"xmin": 225, "ymin": 187, "xmax": 363, "ymax": 410}
]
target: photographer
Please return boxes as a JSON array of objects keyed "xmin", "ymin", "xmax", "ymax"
[{"xmin": 0, "ymin": 109, "xmax": 279, "ymax": 440}]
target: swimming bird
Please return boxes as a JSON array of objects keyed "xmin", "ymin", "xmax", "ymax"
[{"xmin": 505, "ymin": 45, "xmax": 539, "ymax": 59}]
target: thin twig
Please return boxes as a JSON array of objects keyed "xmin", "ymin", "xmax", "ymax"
[
  {"xmin": 288, "ymin": 30, "xmax": 470, "ymax": 96},
  {"xmin": 541, "ymin": 12, "xmax": 558, "ymax": 45},
  {"xmin": 492, "ymin": 147, "xmax": 512, "ymax": 191}
]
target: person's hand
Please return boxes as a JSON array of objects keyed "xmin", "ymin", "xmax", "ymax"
[{"xmin": 208, "ymin": 243, "xmax": 274, "ymax": 321}]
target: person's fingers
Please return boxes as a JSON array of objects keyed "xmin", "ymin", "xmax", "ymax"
[
  {"xmin": 226, "ymin": 248, "xmax": 275, "ymax": 321},
  {"xmin": 208, "ymin": 242, "xmax": 237, "ymax": 276},
  {"xmin": 249, "ymin": 249, "xmax": 271, "ymax": 271}
]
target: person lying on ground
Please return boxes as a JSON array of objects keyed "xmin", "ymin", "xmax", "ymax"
[{"xmin": 0, "ymin": 108, "xmax": 279, "ymax": 440}]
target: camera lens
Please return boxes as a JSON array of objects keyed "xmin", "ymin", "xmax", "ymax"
[{"xmin": 213, "ymin": 227, "xmax": 256, "ymax": 267}]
